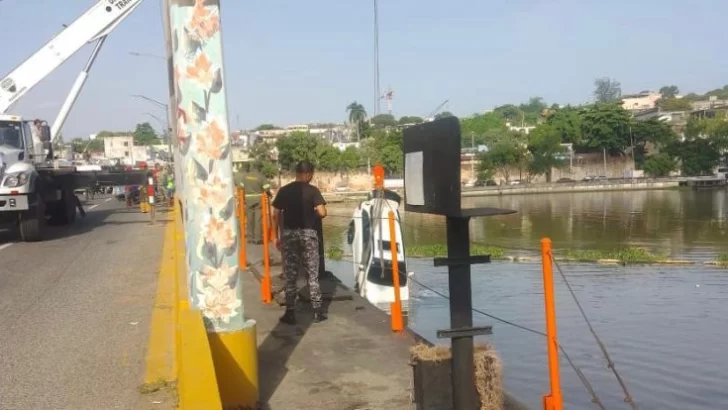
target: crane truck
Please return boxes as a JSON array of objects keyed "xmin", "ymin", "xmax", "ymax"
[{"xmin": 0, "ymin": 0, "xmax": 148, "ymax": 241}]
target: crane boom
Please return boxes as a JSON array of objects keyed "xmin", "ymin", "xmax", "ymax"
[
  {"xmin": 0, "ymin": 0, "xmax": 145, "ymax": 114},
  {"xmin": 425, "ymin": 99, "xmax": 449, "ymax": 121}
]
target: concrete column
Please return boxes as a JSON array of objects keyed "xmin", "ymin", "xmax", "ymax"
[{"xmin": 167, "ymin": 0, "xmax": 258, "ymax": 406}]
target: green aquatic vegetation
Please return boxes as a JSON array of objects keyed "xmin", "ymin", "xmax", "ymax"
[
  {"xmin": 405, "ymin": 243, "xmax": 505, "ymax": 259},
  {"xmin": 326, "ymin": 246, "xmax": 344, "ymax": 261},
  {"xmin": 324, "ymin": 243, "xmax": 505, "ymax": 261},
  {"xmin": 560, "ymin": 247, "xmax": 660, "ymax": 263},
  {"xmin": 716, "ymin": 253, "xmax": 728, "ymax": 267}
]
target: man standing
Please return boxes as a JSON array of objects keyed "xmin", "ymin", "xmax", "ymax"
[
  {"xmin": 271, "ymin": 160, "xmax": 328, "ymax": 324},
  {"xmin": 243, "ymin": 168, "xmax": 271, "ymax": 244}
]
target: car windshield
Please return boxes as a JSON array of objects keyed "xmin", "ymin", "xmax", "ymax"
[{"xmin": 0, "ymin": 121, "xmax": 24, "ymax": 149}]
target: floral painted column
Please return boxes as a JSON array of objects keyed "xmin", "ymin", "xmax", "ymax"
[{"xmin": 168, "ymin": 2, "xmax": 258, "ymax": 404}]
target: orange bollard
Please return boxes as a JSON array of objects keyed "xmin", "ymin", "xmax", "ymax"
[
  {"xmin": 388, "ymin": 211, "xmax": 404, "ymax": 333},
  {"xmin": 541, "ymin": 238, "xmax": 563, "ymax": 410},
  {"xmin": 373, "ymin": 163, "xmax": 385, "ymax": 189},
  {"xmin": 260, "ymin": 193, "xmax": 272, "ymax": 304},
  {"xmin": 237, "ymin": 188, "xmax": 247, "ymax": 270}
]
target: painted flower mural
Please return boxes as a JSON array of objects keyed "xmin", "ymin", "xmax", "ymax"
[
  {"xmin": 201, "ymin": 213, "xmax": 236, "ymax": 251},
  {"xmin": 194, "ymin": 118, "xmax": 228, "ymax": 160},
  {"xmin": 170, "ymin": 0, "xmax": 244, "ymax": 332}
]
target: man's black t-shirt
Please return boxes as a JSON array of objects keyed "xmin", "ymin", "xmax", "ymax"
[{"xmin": 272, "ymin": 181, "xmax": 326, "ymax": 230}]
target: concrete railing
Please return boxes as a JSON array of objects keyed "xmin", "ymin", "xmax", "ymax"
[{"xmin": 172, "ymin": 202, "xmax": 223, "ymax": 410}]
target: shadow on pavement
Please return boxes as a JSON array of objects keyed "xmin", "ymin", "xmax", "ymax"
[{"xmin": 255, "ymin": 270, "xmax": 335, "ymax": 408}]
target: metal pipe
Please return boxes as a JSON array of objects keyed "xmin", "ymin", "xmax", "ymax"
[
  {"xmin": 50, "ymin": 36, "xmax": 107, "ymax": 142},
  {"xmin": 541, "ymin": 238, "xmax": 563, "ymax": 410},
  {"xmin": 446, "ymin": 216, "xmax": 477, "ymax": 410}
]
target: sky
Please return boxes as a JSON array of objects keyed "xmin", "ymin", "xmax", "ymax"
[{"xmin": 1, "ymin": 0, "xmax": 727, "ymax": 139}]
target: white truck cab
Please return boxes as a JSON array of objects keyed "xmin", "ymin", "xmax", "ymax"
[
  {"xmin": 0, "ymin": 115, "xmax": 47, "ymax": 204},
  {"xmin": 0, "ymin": 114, "xmax": 78, "ymax": 241}
]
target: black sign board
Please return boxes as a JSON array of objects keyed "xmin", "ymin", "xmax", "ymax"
[{"xmin": 403, "ymin": 116, "xmax": 515, "ymax": 218}]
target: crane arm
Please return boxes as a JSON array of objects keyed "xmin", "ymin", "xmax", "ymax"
[
  {"xmin": 0, "ymin": 0, "xmax": 145, "ymax": 114},
  {"xmin": 425, "ymin": 99, "xmax": 449, "ymax": 120}
]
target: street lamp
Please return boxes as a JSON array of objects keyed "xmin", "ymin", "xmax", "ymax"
[
  {"xmin": 132, "ymin": 94, "xmax": 168, "ymax": 110},
  {"xmin": 128, "ymin": 51, "xmax": 165, "ymax": 60},
  {"xmin": 132, "ymin": 94, "xmax": 173, "ymax": 161}
]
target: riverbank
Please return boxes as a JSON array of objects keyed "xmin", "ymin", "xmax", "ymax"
[
  {"xmin": 322, "ymin": 177, "xmax": 727, "ymax": 202},
  {"xmin": 463, "ymin": 179, "xmax": 685, "ymax": 197},
  {"xmin": 327, "ymin": 244, "xmax": 728, "ymax": 267}
]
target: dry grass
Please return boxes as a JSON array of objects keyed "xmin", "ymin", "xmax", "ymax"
[{"xmin": 410, "ymin": 343, "xmax": 502, "ymax": 410}]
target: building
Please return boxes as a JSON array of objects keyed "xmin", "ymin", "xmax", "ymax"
[
  {"xmin": 506, "ymin": 122, "xmax": 535, "ymax": 134},
  {"xmin": 103, "ymin": 135, "xmax": 134, "ymax": 163},
  {"xmin": 621, "ymin": 91, "xmax": 662, "ymax": 111},
  {"xmin": 690, "ymin": 96, "xmax": 728, "ymax": 111},
  {"xmin": 333, "ymin": 142, "xmax": 360, "ymax": 152}
]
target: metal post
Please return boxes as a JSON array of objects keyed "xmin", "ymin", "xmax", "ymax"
[
  {"xmin": 541, "ymin": 238, "xmax": 563, "ymax": 410},
  {"xmin": 161, "ymin": 0, "xmax": 180, "ymax": 199},
  {"xmin": 387, "ymin": 211, "xmax": 403, "ymax": 332},
  {"xmin": 50, "ymin": 36, "xmax": 107, "ymax": 142},
  {"xmin": 237, "ymin": 187, "xmax": 247, "ymax": 270},
  {"xmin": 168, "ymin": 1, "xmax": 258, "ymax": 406},
  {"xmin": 261, "ymin": 193, "xmax": 272, "ymax": 303},
  {"xmin": 446, "ymin": 216, "xmax": 477, "ymax": 410}
]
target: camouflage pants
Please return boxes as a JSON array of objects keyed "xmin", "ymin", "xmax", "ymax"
[{"xmin": 282, "ymin": 228, "xmax": 322, "ymax": 309}]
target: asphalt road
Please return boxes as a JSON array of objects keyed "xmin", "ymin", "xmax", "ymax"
[{"xmin": 0, "ymin": 196, "xmax": 168, "ymax": 410}]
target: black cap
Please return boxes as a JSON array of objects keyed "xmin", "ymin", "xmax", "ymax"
[{"xmin": 295, "ymin": 160, "xmax": 315, "ymax": 174}]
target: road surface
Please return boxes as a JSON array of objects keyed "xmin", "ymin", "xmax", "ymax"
[{"xmin": 0, "ymin": 196, "xmax": 170, "ymax": 410}]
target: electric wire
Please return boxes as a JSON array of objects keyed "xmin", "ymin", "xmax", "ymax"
[{"xmin": 551, "ymin": 254, "xmax": 638, "ymax": 409}]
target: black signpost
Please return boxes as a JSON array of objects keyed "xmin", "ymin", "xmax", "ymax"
[{"xmin": 403, "ymin": 117, "xmax": 515, "ymax": 410}]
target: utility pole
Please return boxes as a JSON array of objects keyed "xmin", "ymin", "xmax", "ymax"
[
  {"xmin": 166, "ymin": 0, "xmax": 257, "ymax": 407},
  {"xmin": 373, "ymin": 0, "xmax": 380, "ymax": 116},
  {"xmin": 161, "ymin": 0, "xmax": 179, "ymax": 195}
]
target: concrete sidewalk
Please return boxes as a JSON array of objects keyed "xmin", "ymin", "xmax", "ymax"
[{"xmin": 244, "ymin": 243, "xmax": 414, "ymax": 410}]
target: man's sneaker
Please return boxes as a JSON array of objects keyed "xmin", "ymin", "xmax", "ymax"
[
  {"xmin": 313, "ymin": 309, "xmax": 327, "ymax": 323},
  {"xmin": 279, "ymin": 310, "xmax": 296, "ymax": 325}
]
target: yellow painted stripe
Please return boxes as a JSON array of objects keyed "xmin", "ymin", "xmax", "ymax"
[{"xmin": 143, "ymin": 217, "xmax": 177, "ymax": 384}]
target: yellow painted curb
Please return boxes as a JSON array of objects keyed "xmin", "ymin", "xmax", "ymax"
[
  {"xmin": 143, "ymin": 216, "xmax": 177, "ymax": 384},
  {"xmin": 177, "ymin": 303, "xmax": 223, "ymax": 410},
  {"xmin": 209, "ymin": 321, "xmax": 260, "ymax": 408}
]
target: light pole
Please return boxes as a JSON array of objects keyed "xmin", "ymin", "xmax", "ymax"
[
  {"xmin": 128, "ymin": 51, "xmax": 165, "ymax": 60},
  {"xmin": 144, "ymin": 112, "xmax": 172, "ymax": 161},
  {"xmin": 131, "ymin": 94, "xmax": 173, "ymax": 160},
  {"xmin": 128, "ymin": 47, "xmax": 176, "ymax": 163}
]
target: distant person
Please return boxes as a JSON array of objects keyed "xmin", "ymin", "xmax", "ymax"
[
  {"xmin": 166, "ymin": 174, "xmax": 176, "ymax": 207},
  {"xmin": 242, "ymin": 168, "xmax": 272, "ymax": 244},
  {"xmin": 271, "ymin": 160, "xmax": 328, "ymax": 324}
]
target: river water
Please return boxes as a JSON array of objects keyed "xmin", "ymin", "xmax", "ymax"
[{"xmin": 322, "ymin": 189, "xmax": 728, "ymax": 410}]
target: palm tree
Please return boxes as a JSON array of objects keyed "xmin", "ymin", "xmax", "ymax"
[{"xmin": 346, "ymin": 101, "xmax": 367, "ymax": 142}]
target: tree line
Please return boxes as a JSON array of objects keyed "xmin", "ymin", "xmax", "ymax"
[
  {"xmin": 247, "ymin": 79, "xmax": 728, "ymax": 180},
  {"xmin": 69, "ymin": 122, "xmax": 163, "ymax": 154}
]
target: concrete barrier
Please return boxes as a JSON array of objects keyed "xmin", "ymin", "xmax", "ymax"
[
  {"xmin": 173, "ymin": 205, "xmax": 224, "ymax": 410},
  {"xmin": 144, "ymin": 204, "xmax": 223, "ymax": 409}
]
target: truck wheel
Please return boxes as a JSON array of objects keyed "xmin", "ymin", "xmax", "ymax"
[
  {"xmin": 49, "ymin": 190, "xmax": 76, "ymax": 225},
  {"xmin": 19, "ymin": 198, "xmax": 45, "ymax": 242}
]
